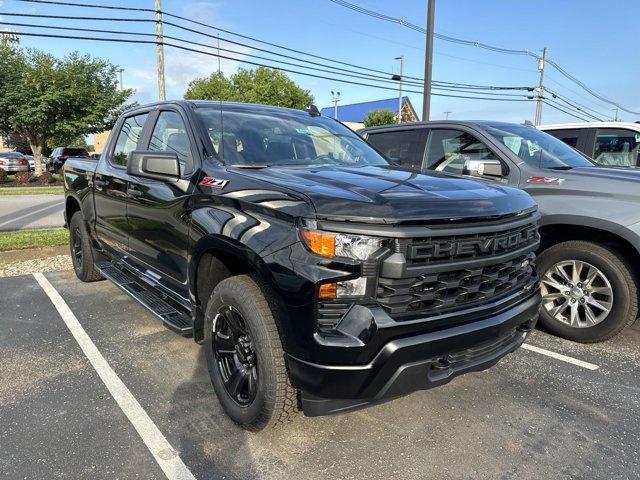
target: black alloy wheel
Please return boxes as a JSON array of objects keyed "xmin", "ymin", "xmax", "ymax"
[
  {"xmin": 71, "ymin": 225, "xmax": 84, "ymax": 269},
  {"xmin": 212, "ymin": 305, "xmax": 259, "ymax": 406}
]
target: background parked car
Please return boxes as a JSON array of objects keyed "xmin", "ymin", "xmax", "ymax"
[
  {"xmin": 361, "ymin": 121, "xmax": 640, "ymax": 343},
  {"xmin": 540, "ymin": 122, "xmax": 640, "ymax": 168},
  {"xmin": 23, "ymin": 155, "xmax": 34, "ymax": 172},
  {"xmin": 0, "ymin": 152, "xmax": 30, "ymax": 173},
  {"xmin": 48, "ymin": 147, "xmax": 90, "ymax": 172}
]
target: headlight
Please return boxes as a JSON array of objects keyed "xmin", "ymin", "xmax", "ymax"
[{"xmin": 300, "ymin": 227, "xmax": 382, "ymax": 261}]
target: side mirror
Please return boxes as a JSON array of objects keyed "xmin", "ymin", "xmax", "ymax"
[
  {"xmin": 127, "ymin": 151, "xmax": 180, "ymax": 181},
  {"xmin": 463, "ymin": 159, "xmax": 504, "ymax": 179}
]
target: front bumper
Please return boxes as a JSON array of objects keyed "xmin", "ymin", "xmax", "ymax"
[
  {"xmin": 288, "ymin": 290, "xmax": 540, "ymax": 416},
  {"xmin": 0, "ymin": 165, "xmax": 29, "ymax": 173}
]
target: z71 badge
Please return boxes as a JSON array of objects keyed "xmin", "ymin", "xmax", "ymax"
[{"xmin": 199, "ymin": 177, "xmax": 229, "ymax": 189}]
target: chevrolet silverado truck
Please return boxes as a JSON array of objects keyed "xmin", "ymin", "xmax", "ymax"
[
  {"xmin": 362, "ymin": 120, "xmax": 640, "ymax": 343},
  {"xmin": 64, "ymin": 101, "xmax": 540, "ymax": 431}
]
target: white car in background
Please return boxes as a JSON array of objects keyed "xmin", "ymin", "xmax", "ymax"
[{"xmin": 540, "ymin": 122, "xmax": 640, "ymax": 167}]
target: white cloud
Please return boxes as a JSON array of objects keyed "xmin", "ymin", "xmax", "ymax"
[
  {"xmin": 125, "ymin": 1, "xmax": 252, "ymax": 101},
  {"xmin": 128, "ymin": 43, "xmax": 251, "ymax": 101}
]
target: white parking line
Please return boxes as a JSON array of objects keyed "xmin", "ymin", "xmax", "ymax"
[
  {"xmin": 33, "ymin": 273, "xmax": 197, "ymax": 480},
  {"xmin": 522, "ymin": 343, "xmax": 600, "ymax": 370}
]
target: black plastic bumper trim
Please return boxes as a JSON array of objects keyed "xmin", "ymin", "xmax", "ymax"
[{"xmin": 288, "ymin": 291, "xmax": 540, "ymax": 416}]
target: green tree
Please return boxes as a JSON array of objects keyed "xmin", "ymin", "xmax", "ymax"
[
  {"xmin": 185, "ymin": 66, "xmax": 313, "ymax": 110},
  {"xmin": 0, "ymin": 44, "xmax": 134, "ymax": 174},
  {"xmin": 363, "ymin": 109, "xmax": 397, "ymax": 127}
]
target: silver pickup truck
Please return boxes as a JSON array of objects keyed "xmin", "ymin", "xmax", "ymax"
[{"xmin": 361, "ymin": 121, "xmax": 640, "ymax": 343}]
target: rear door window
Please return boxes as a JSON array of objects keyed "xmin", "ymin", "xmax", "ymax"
[
  {"xmin": 594, "ymin": 128, "xmax": 640, "ymax": 167},
  {"xmin": 424, "ymin": 129, "xmax": 503, "ymax": 175},
  {"xmin": 366, "ymin": 129, "xmax": 428, "ymax": 171},
  {"xmin": 111, "ymin": 113, "xmax": 149, "ymax": 167},
  {"xmin": 545, "ymin": 129, "xmax": 581, "ymax": 149}
]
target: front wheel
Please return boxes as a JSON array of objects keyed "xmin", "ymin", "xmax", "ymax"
[
  {"xmin": 537, "ymin": 240, "xmax": 638, "ymax": 342},
  {"xmin": 203, "ymin": 274, "xmax": 298, "ymax": 431}
]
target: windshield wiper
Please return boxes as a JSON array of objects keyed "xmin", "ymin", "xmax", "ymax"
[
  {"xmin": 229, "ymin": 164, "xmax": 270, "ymax": 169},
  {"xmin": 548, "ymin": 166, "xmax": 574, "ymax": 170}
]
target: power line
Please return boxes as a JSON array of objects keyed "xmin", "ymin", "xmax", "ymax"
[
  {"xmin": 542, "ymin": 99, "xmax": 591, "ymax": 123},
  {"xmin": 0, "ymin": 18, "xmax": 533, "ymax": 97},
  {"xmin": 328, "ymin": 0, "xmax": 536, "ymax": 56},
  {"xmin": 5, "ymin": 29, "xmax": 537, "ymax": 102},
  {"xmin": 12, "ymin": 0, "xmax": 533, "ymax": 92},
  {"xmin": 545, "ymin": 88, "xmax": 607, "ymax": 121},
  {"xmin": 326, "ymin": 0, "xmax": 640, "ymax": 115},
  {"xmin": 1, "ymin": 9, "xmax": 533, "ymax": 94},
  {"xmin": 545, "ymin": 58, "xmax": 640, "ymax": 115}
]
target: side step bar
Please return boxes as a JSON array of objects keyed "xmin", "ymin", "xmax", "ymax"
[{"xmin": 96, "ymin": 261, "xmax": 193, "ymax": 336}]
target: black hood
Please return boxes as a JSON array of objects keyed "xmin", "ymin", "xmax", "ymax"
[{"xmin": 232, "ymin": 165, "xmax": 536, "ymax": 223}]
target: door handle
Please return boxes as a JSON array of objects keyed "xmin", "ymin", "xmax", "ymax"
[
  {"xmin": 127, "ymin": 188, "xmax": 142, "ymax": 198},
  {"xmin": 93, "ymin": 179, "xmax": 107, "ymax": 188}
]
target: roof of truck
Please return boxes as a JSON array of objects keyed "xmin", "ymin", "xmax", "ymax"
[
  {"xmin": 126, "ymin": 100, "xmax": 316, "ymax": 117},
  {"xmin": 539, "ymin": 122, "xmax": 640, "ymax": 131},
  {"xmin": 359, "ymin": 120, "xmax": 530, "ymax": 133}
]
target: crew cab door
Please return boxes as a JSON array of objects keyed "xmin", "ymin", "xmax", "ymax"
[
  {"xmin": 125, "ymin": 108, "xmax": 197, "ymax": 301},
  {"xmin": 94, "ymin": 112, "xmax": 149, "ymax": 257}
]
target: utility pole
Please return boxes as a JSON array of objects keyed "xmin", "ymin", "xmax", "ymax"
[
  {"xmin": 534, "ymin": 47, "xmax": 547, "ymax": 126},
  {"xmin": 393, "ymin": 56, "xmax": 404, "ymax": 124},
  {"xmin": 331, "ymin": 91, "xmax": 341, "ymax": 119},
  {"xmin": 118, "ymin": 68, "xmax": 124, "ymax": 91},
  {"xmin": 422, "ymin": 0, "xmax": 435, "ymax": 121},
  {"xmin": 612, "ymin": 108, "xmax": 619, "ymax": 121},
  {"xmin": 444, "ymin": 111, "xmax": 452, "ymax": 120},
  {"xmin": 155, "ymin": 0, "xmax": 166, "ymax": 101},
  {"xmin": 217, "ymin": 33, "xmax": 221, "ymax": 75}
]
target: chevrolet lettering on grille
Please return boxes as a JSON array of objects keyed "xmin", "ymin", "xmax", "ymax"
[{"xmin": 407, "ymin": 225, "xmax": 538, "ymax": 261}]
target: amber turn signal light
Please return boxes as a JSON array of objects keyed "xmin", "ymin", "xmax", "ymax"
[
  {"xmin": 300, "ymin": 228, "xmax": 336, "ymax": 257},
  {"xmin": 318, "ymin": 283, "xmax": 337, "ymax": 300}
]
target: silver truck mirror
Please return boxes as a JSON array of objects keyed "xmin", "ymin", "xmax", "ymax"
[
  {"xmin": 128, "ymin": 151, "xmax": 180, "ymax": 181},
  {"xmin": 463, "ymin": 159, "xmax": 503, "ymax": 179}
]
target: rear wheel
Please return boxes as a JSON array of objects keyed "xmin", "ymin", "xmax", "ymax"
[
  {"xmin": 537, "ymin": 241, "xmax": 638, "ymax": 342},
  {"xmin": 69, "ymin": 212, "xmax": 103, "ymax": 282},
  {"xmin": 203, "ymin": 274, "xmax": 298, "ymax": 431}
]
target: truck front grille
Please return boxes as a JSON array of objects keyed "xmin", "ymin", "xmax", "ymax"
[{"xmin": 377, "ymin": 217, "xmax": 539, "ymax": 321}]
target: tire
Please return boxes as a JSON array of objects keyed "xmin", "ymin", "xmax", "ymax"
[
  {"xmin": 203, "ymin": 274, "xmax": 298, "ymax": 431},
  {"xmin": 537, "ymin": 240, "xmax": 638, "ymax": 342},
  {"xmin": 69, "ymin": 212, "xmax": 103, "ymax": 282}
]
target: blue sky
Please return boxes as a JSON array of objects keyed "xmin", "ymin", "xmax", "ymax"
[{"xmin": 2, "ymin": 0, "xmax": 638, "ymax": 123}]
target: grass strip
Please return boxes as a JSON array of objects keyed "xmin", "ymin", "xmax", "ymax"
[
  {"xmin": 0, "ymin": 186, "xmax": 64, "ymax": 195},
  {"xmin": 0, "ymin": 228, "xmax": 69, "ymax": 251}
]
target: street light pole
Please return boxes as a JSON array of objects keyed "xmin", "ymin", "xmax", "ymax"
[
  {"xmin": 155, "ymin": 0, "xmax": 166, "ymax": 101},
  {"xmin": 331, "ymin": 91, "xmax": 341, "ymax": 120},
  {"xmin": 118, "ymin": 68, "xmax": 124, "ymax": 91},
  {"xmin": 422, "ymin": 0, "xmax": 435, "ymax": 121},
  {"xmin": 534, "ymin": 47, "xmax": 547, "ymax": 126},
  {"xmin": 444, "ymin": 111, "xmax": 452, "ymax": 120},
  {"xmin": 394, "ymin": 55, "xmax": 404, "ymax": 124}
]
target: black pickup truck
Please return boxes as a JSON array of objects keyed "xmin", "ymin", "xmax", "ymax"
[{"xmin": 64, "ymin": 101, "xmax": 541, "ymax": 430}]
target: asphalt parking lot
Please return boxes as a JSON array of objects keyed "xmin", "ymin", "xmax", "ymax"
[{"xmin": 1, "ymin": 271, "xmax": 638, "ymax": 480}]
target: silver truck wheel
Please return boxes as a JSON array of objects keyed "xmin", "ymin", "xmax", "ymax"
[
  {"xmin": 541, "ymin": 260, "xmax": 613, "ymax": 328},
  {"xmin": 537, "ymin": 241, "xmax": 638, "ymax": 343}
]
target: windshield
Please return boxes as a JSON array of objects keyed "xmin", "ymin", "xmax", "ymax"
[
  {"xmin": 485, "ymin": 124, "xmax": 595, "ymax": 169},
  {"xmin": 196, "ymin": 106, "xmax": 388, "ymax": 168}
]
